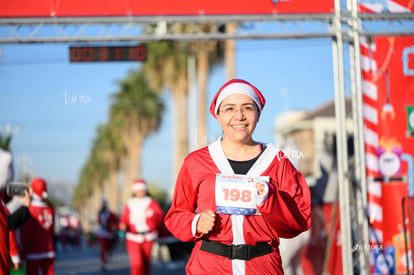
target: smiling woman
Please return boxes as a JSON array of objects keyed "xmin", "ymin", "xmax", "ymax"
[{"xmin": 164, "ymin": 78, "xmax": 312, "ymax": 275}]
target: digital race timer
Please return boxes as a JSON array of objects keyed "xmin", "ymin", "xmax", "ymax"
[{"xmin": 69, "ymin": 45, "xmax": 146, "ymax": 62}]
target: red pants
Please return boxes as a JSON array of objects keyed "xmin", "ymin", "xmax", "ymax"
[
  {"xmin": 125, "ymin": 240, "xmax": 153, "ymax": 275},
  {"xmin": 25, "ymin": 258, "xmax": 54, "ymax": 275},
  {"xmin": 98, "ymin": 237, "xmax": 114, "ymax": 264}
]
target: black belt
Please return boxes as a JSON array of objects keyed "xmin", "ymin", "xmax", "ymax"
[{"xmin": 200, "ymin": 239, "xmax": 273, "ymax": 260}]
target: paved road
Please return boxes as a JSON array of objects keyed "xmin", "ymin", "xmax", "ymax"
[{"xmin": 54, "ymin": 242, "xmax": 187, "ymax": 275}]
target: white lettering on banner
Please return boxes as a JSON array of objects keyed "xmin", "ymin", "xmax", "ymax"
[
  {"xmin": 215, "ymin": 174, "xmax": 269, "ymax": 216},
  {"xmin": 402, "ymin": 46, "xmax": 414, "ymax": 76}
]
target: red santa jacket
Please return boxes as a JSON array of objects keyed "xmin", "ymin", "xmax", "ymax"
[
  {"xmin": 20, "ymin": 197, "xmax": 55, "ymax": 260},
  {"xmin": 165, "ymin": 139, "xmax": 312, "ymax": 275},
  {"xmin": 0, "ymin": 193, "xmax": 21, "ymax": 270},
  {"xmin": 97, "ymin": 208, "xmax": 118, "ymax": 239},
  {"xmin": 119, "ymin": 196, "xmax": 164, "ymax": 243},
  {"xmin": 0, "ymin": 199, "xmax": 10, "ymax": 274}
]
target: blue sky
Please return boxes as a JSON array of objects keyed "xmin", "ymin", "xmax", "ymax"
[{"xmin": 0, "ymin": 38, "xmax": 336, "ymax": 191}]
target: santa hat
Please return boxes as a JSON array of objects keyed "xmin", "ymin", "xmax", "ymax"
[
  {"xmin": 131, "ymin": 179, "xmax": 147, "ymax": 192},
  {"xmin": 31, "ymin": 178, "xmax": 48, "ymax": 199},
  {"xmin": 0, "ymin": 148, "xmax": 14, "ymax": 189},
  {"xmin": 209, "ymin": 79, "xmax": 266, "ymax": 118}
]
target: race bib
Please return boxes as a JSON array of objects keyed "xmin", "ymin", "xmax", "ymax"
[{"xmin": 215, "ymin": 174, "xmax": 269, "ymax": 216}]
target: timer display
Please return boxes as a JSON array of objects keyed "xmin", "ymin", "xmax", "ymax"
[{"xmin": 69, "ymin": 45, "xmax": 146, "ymax": 62}]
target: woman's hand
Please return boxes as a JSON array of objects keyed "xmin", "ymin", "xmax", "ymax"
[
  {"xmin": 12, "ymin": 262, "xmax": 19, "ymax": 272},
  {"xmin": 22, "ymin": 189, "xmax": 31, "ymax": 207},
  {"xmin": 197, "ymin": 210, "xmax": 216, "ymax": 235},
  {"xmin": 118, "ymin": 223, "xmax": 127, "ymax": 232},
  {"xmin": 256, "ymin": 182, "xmax": 266, "ymax": 196}
]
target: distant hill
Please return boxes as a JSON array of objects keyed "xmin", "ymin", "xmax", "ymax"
[{"xmin": 47, "ymin": 179, "xmax": 74, "ymax": 206}]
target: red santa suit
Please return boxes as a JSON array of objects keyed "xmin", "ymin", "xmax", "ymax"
[
  {"xmin": 119, "ymin": 180, "xmax": 164, "ymax": 275},
  {"xmin": 68, "ymin": 213, "xmax": 82, "ymax": 247},
  {"xmin": 0, "ymin": 148, "xmax": 14, "ymax": 273},
  {"xmin": 97, "ymin": 200, "xmax": 118, "ymax": 268},
  {"xmin": 8, "ymin": 218, "xmax": 21, "ymax": 270},
  {"xmin": 20, "ymin": 178, "xmax": 55, "ymax": 275},
  {"xmin": 0, "ymin": 199, "xmax": 10, "ymax": 274},
  {"xmin": 0, "ymin": 192, "xmax": 23, "ymax": 273},
  {"xmin": 0, "ymin": 148, "xmax": 28, "ymax": 272},
  {"xmin": 164, "ymin": 138, "xmax": 312, "ymax": 275}
]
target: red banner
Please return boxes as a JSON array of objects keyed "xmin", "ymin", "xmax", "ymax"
[
  {"xmin": 0, "ymin": 0, "xmax": 334, "ymax": 17},
  {"xmin": 361, "ymin": 35, "xmax": 414, "ymax": 273},
  {"xmin": 373, "ymin": 36, "xmax": 414, "ymax": 175},
  {"xmin": 359, "ymin": 0, "xmax": 414, "ymax": 13}
]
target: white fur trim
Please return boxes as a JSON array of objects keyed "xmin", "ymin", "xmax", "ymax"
[
  {"xmin": 208, "ymin": 137, "xmax": 234, "ymax": 174},
  {"xmin": 131, "ymin": 183, "xmax": 146, "ymax": 192},
  {"xmin": 208, "ymin": 138, "xmax": 278, "ymax": 274},
  {"xmin": 215, "ymin": 83, "xmax": 262, "ymax": 115},
  {"xmin": 0, "ymin": 149, "xmax": 13, "ymax": 189},
  {"xmin": 192, "ymin": 213, "xmax": 202, "ymax": 237},
  {"xmin": 126, "ymin": 232, "xmax": 157, "ymax": 243}
]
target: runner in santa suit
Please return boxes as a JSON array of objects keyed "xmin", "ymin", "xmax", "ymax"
[
  {"xmin": 164, "ymin": 79, "xmax": 312, "ymax": 275},
  {"xmin": 0, "ymin": 198, "xmax": 10, "ymax": 274},
  {"xmin": 0, "ymin": 148, "xmax": 31, "ymax": 273},
  {"xmin": 118, "ymin": 179, "xmax": 164, "ymax": 275},
  {"xmin": 0, "ymin": 190, "xmax": 30, "ymax": 273},
  {"xmin": 20, "ymin": 178, "xmax": 55, "ymax": 275},
  {"xmin": 97, "ymin": 198, "xmax": 118, "ymax": 271},
  {"xmin": 0, "ymin": 147, "xmax": 13, "ymax": 274}
]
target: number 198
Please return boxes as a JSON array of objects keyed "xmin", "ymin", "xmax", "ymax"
[{"xmin": 222, "ymin": 189, "xmax": 251, "ymax": 202}]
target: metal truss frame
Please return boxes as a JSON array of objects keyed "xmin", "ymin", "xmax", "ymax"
[
  {"xmin": 1, "ymin": 6, "xmax": 413, "ymax": 275},
  {"xmin": 0, "ymin": 13, "xmax": 413, "ymax": 44}
]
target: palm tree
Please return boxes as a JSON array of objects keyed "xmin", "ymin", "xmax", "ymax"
[
  {"xmin": 94, "ymin": 123, "xmax": 125, "ymax": 212},
  {"xmin": 73, "ymin": 69, "xmax": 164, "ymax": 228},
  {"xmin": 110, "ymin": 69, "xmax": 164, "ymax": 203},
  {"xmin": 225, "ymin": 23, "xmax": 237, "ymax": 80},
  {"xmin": 142, "ymin": 23, "xmax": 230, "ymax": 188},
  {"xmin": 0, "ymin": 127, "xmax": 12, "ymax": 151},
  {"xmin": 189, "ymin": 24, "xmax": 226, "ymax": 147},
  {"xmin": 142, "ymin": 39, "xmax": 190, "ymax": 188},
  {"xmin": 73, "ymin": 137, "xmax": 110, "ymax": 230}
]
